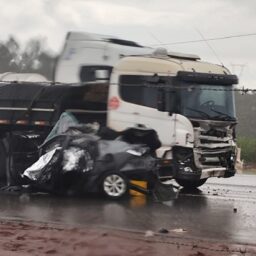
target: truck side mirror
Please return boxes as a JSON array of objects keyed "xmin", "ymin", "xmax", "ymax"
[{"xmin": 95, "ymin": 70, "xmax": 109, "ymax": 81}]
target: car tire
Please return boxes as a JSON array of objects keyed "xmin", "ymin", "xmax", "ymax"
[
  {"xmin": 175, "ymin": 178, "xmax": 207, "ymax": 189},
  {"xmin": 100, "ymin": 172, "xmax": 128, "ymax": 199}
]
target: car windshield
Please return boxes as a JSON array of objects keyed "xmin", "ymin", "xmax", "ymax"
[{"xmin": 177, "ymin": 84, "xmax": 236, "ymax": 121}]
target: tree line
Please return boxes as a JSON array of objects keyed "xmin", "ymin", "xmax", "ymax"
[{"xmin": 0, "ymin": 36, "xmax": 57, "ymax": 80}]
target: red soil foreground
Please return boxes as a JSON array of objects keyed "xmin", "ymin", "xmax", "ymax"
[{"xmin": 0, "ymin": 220, "xmax": 255, "ymax": 256}]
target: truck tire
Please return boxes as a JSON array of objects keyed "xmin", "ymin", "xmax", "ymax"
[
  {"xmin": 0, "ymin": 141, "xmax": 7, "ymax": 183},
  {"xmin": 100, "ymin": 172, "xmax": 128, "ymax": 199},
  {"xmin": 175, "ymin": 178, "xmax": 207, "ymax": 189}
]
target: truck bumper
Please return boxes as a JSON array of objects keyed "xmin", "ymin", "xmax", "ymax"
[
  {"xmin": 175, "ymin": 166, "xmax": 236, "ymax": 181},
  {"xmin": 200, "ymin": 167, "xmax": 226, "ymax": 179},
  {"xmin": 164, "ymin": 145, "xmax": 237, "ymax": 181}
]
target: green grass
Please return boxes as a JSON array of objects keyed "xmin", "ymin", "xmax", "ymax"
[{"xmin": 237, "ymin": 137, "xmax": 256, "ymax": 164}]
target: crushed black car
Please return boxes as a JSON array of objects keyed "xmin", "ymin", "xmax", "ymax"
[{"xmin": 16, "ymin": 112, "xmax": 177, "ymax": 200}]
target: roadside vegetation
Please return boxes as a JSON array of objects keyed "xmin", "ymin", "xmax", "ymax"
[
  {"xmin": 0, "ymin": 36, "xmax": 56, "ymax": 80},
  {"xmin": 237, "ymin": 137, "xmax": 256, "ymax": 165}
]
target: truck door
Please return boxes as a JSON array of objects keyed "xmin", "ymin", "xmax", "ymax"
[{"xmin": 108, "ymin": 74, "xmax": 174, "ymax": 144}]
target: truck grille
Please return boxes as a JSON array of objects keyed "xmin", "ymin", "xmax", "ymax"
[
  {"xmin": 193, "ymin": 127, "xmax": 235, "ymax": 169},
  {"xmin": 194, "ymin": 127, "xmax": 233, "ymax": 149},
  {"xmin": 201, "ymin": 129, "xmax": 227, "ymax": 138}
]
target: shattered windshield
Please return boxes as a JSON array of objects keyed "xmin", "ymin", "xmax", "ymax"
[{"xmin": 177, "ymin": 84, "xmax": 236, "ymax": 121}]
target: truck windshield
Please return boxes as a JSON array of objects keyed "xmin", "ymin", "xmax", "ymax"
[
  {"xmin": 118, "ymin": 74, "xmax": 236, "ymax": 121},
  {"xmin": 177, "ymin": 84, "xmax": 236, "ymax": 121}
]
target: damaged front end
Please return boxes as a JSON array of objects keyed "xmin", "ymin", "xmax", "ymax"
[{"xmin": 173, "ymin": 120, "xmax": 237, "ymax": 184}]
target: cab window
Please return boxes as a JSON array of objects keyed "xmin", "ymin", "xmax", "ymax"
[{"xmin": 119, "ymin": 75, "xmax": 158, "ymax": 108}]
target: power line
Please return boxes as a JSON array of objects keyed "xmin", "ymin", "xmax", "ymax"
[
  {"xmin": 194, "ymin": 28, "xmax": 224, "ymax": 66},
  {"xmin": 146, "ymin": 31, "xmax": 163, "ymax": 44},
  {"xmin": 150, "ymin": 32, "xmax": 256, "ymax": 46}
]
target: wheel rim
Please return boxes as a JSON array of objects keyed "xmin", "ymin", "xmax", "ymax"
[{"xmin": 103, "ymin": 174, "xmax": 126, "ymax": 197}]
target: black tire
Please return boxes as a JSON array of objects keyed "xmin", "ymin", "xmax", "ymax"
[
  {"xmin": 0, "ymin": 138, "xmax": 22, "ymax": 186},
  {"xmin": 0, "ymin": 141, "xmax": 7, "ymax": 184},
  {"xmin": 0, "ymin": 139, "xmax": 20, "ymax": 186},
  {"xmin": 100, "ymin": 172, "xmax": 128, "ymax": 199},
  {"xmin": 175, "ymin": 178, "xmax": 207, "ymax": 189}
]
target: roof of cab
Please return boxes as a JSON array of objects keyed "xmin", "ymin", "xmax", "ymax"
[{"xmin": 114, "ymin": 55, "xmax": 230, "ymax": 75}]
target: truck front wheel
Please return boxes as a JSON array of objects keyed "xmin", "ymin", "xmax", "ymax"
[{"xmin": 175, "ymin": 178, "xmax": 207, "ymax": 189}]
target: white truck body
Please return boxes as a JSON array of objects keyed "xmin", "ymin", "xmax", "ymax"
[{"xmin": 54, "ymin": 32, "xmax": 153, "ymax": 83}]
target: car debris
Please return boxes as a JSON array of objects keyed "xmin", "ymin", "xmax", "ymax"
[
  {"xmin": 171, "ymin": 228, "xmax": 187, "ymax": 233},
  {"xmin": 158, "ymin": 228, "xmax": 169, "ymax": 234},
  {"xmin": 144, "ymin": 230, "xmax": 155, "ymax": 237}
]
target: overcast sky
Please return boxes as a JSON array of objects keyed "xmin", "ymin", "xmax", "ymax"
[{"xmin": 0, "ymin": 0, "xmax": 256, "ymax": 87}]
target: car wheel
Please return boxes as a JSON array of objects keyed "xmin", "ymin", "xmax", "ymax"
[
  {"xmin": 175, "ymin": 178, "xmax": 207, "ymax": 189},
  {"xmin": 101, "ymin": 172, "xmax": 128, "ymax": 199}
]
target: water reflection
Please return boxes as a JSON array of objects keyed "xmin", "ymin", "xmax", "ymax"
[{"xmin": 0, "ymin": 191, "xmax": 248, "ymax": 243}]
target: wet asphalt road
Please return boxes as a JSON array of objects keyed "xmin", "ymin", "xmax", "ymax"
[{"xmin": 0, "ymin": 174, "xmax": 256, "ymax": 245}]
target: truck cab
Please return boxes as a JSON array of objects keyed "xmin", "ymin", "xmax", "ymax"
[{"xmin": 107, "ymin": 48, "xmax": 238, "ymax": 188}]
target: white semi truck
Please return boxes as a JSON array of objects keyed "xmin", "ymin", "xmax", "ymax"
[
  {"xmin": 0, "ymin": 32, "xmax": 238, "ymax": 189},
  {"xmin": 107, "ymin": 49, "xmax": 238, "ymax": 188},
  {"xmin": 54, "ymin": 32, "xmax": 238, "ymax": 188}
]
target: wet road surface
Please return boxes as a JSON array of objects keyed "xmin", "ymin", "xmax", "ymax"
[{"xmin": 0, "ymin": 174, "xmax": 256, "ymax": 246}]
